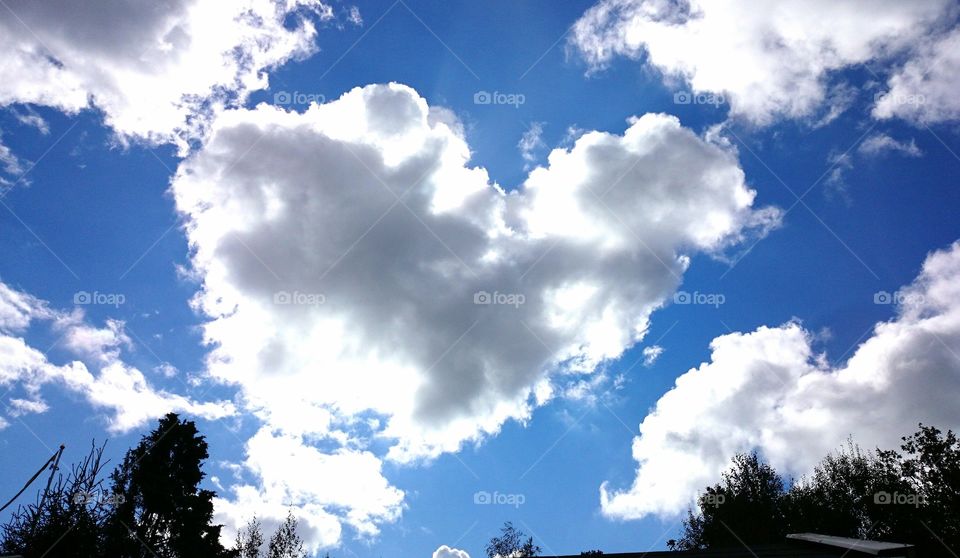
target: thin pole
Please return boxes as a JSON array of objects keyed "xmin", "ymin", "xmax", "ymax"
[
  {"xmin": 0, "ymin": 445, "xmax": 64, "ymax": 515},
  {"xmin": 36, "ymin": 444, "xmax": 66, "ymax": 513}
]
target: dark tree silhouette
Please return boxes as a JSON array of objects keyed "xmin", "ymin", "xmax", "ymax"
[
  {"xmin": 891, "ymin": 424, "xmax": 960, "ymax": 555},
  {"xmin": 486, "ymin": 521, "xmax": 541, "ymax": 558},
  {"xmin": 232, "ymin": 512, "xmax": 316, "ymax": 558},
  {"xmin": 668, "ymin": 453, "xmax": 787, "ymax": 550},
  {"xmin": 785, "ymin": 440, "xmax": 908, "ymax": 539},
  {"xmin": 235, "ymin": 515, "xmax": 266, "ymax": 558},
  {"xmin": 102, "ymin": 412, "xmax": 231, "ymax": 558},
  {"xmin": 670, "ymin": 425, "xmax": 960, "ymax": 556},
  {"xmin": 786, "ymin": 426, "xmax": 958, "ymax": 555},
  {"xmin": 267, "ymin": 512, "xmax": 307, "ymax": 558},
  {"xmin": 0, "ymin": 442, "xmax": 111, "ymax": 558}
]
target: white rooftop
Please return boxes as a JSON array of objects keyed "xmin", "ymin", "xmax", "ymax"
[{"xmin": 787, "ymin": 533, "xmax": 914, "ymax": 556}]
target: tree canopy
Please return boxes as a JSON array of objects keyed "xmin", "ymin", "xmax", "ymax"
[
  {"xmin": 486, "ymin": 521, "xmax": 541, "ymax": 558},
  {"xmin": 4, "ymin": 416, "xmax": 957, "ymax": 557},
  {"xmin": 668, "ymin": 424, "xmax": 960, "ymax": 556},
  {"xmin": 1, "ymin": 413, "xmax": 235, "ymax": 558}
]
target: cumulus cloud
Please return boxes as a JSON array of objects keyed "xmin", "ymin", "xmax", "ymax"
[
  {"xmin": 0, "ymin": 282, "xmax": 233, "ymax": 431},
  {"xmin": 8, "ymin": 397, "xmax": 49, "ymax": 417},
  {"xmin": 171, "ymin": 82, "xmax": 779, "ymax": 543},
  {"xmin": 641, "ymin": 345, "xmax": 663, "ymax": 367},
  {"xmin": 601, "ymin": 241, "xmax": 960, "ymax": 519},
  {"xmin": 10, "ymin": 107, "xmax": 50, "ymax": 135},
  {"xmin": 518, "ymin": 121, "xmax": 546, "ymax": 167},
  {"xmin": 571, "ymin": 0, "xmax": 959, "ymax": 125},
  {"xmin": 213, "ymin": 427, "xmax": 404, "ymax": 553},
  {"xmin": 434, "ymin": 545, "xmax": 471, "ymax": 558},
  {"xmin": 347, "ymin": 5, "xmax": 364, "ymax": 27},
  {"xmin": 858, "ymin": 133, "xmax": 922, "ymax": 158},
  {"xmin": 0, "ymin": 0, "xmax": 337, "ymax": 148},
  {"xmin": 822, "ymin": 150, "xmax": 855, "ymax": 200},
  {"xmin": 825, "ymin": 132, "xmax": 921, "ymax": 198},
  {"xmin": 154, "ymin": 362, "xmax": 180, "ymax": 378},
  {"xmin": 54, "ymin": 313, "xmax": 131, "ymax": 362},
  {"xmin": 873, "ymin": 28, "xmax": 960, "ymax": 124},
  {"xmin": 0, "ymin": 134, "xmax": 26, "ymax": 186},
  {"xmin": 174, "ymin": 82, "xmax": 779, "ymax": 461}
]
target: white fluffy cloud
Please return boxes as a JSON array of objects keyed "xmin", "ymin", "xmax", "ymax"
[
  {"xmin": 641, "ymin": 345, "xmax": 663, "ymax": 367},
  {"xmin": 571, "ymin": 0, "xmax": 959, "ymax": 125},
  {"xmin": 857, "ymin": 133, "xmax": 922, "ymax": 158},
  {"xmin": 873, "ymin": 28, "xmax": 960, "ymax": 124},
  {"xmin": 174, "ymin": 82, "xmax": 779, "ymax": 460},
  {"xmin": 518, "ymin": 121, "xmax": 546, "ymax": 167},
  {"xmin": 0, "ymin": 135, "xmax": 26, "ymax": 186},
  {"xmin": 434, "ymin": 545, "xmax": 471, "ymax": 558},
  {"xmin": 0, "ymin": 0, "xmax": 339, "ymax": 147},
  {"xmin": 0, "ymin": 282, "xmax": 233, "ymax": 432},
  {"xmin": 10, "ymin": 107, "xmax": 50, "ymax": 135},
  {"xmin": 601, "ymin": 241, "xmax": 960, "ymax": 519},
  {"xmin": 213, "ymin": 426, "xmax": 404, "ymax": 553},
  {"xmin": 171, "ymin": 82, "xmax": 779, "ymax": 542}
]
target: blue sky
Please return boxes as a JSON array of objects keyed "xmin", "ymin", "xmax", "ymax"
[{"xmin": 1, "ymin": 1, "xmax": 960, "ymax": 557}]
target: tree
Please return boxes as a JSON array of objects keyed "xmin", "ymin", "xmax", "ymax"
[
  {"xmin": 102, "ymin": 412, "xmax": 231, "ymax": 558},
  {"xmin": 785, "ymin": 441, "xmax": 883, "ymax": 538},
  {"xmin": 268, "ymin": 512, "xmax": 307, "ymax": 558},
  {"xmin": 0, "ymin": 442, "xmax": 111, "ymax": 558},
  {"xmin": 671, "ymin": 425, "xmax": 960, "ymax": 556},
  {"xmin": 232, "ymin": 513, "xmax": 313, "ymax": 558},
  {"xmin": 893, "ymin": 424, "xmax": 960, "ymax": 555},
  {"xmin": 485, "ymin": 521, "xmax": 540, "ymax": 558},
  {"xmin": 668, "ymin": 453, "xmax": 787, "ymax": 550},
  {"xmin": 235, "ymin": 515, "xmax": 265, "ymax": 558},
  {"xmin": 785, "ymin": 426, "xmax": 959, "ymax": 555}
]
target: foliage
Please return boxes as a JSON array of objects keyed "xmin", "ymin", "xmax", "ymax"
[
  {"xmin": 486, "ymin": 521, "xmax": 541, "ymax": 558},
  {"xmin": 0, "ymin": 442, "xmax": 111, "ymax": 558},
  {"xmin": 668, "ymin": 453, "xmax": 787, "ymax": 550},
  {"xmin": 267, "ymin": 512, "xmax": 307, "ymax": 558},
  {"xmin": 670, "ymin": 424, "xmax": 960, "ymax": 556},
  {"xmin": 236, "ymin": 515, "xmax": 266, "ymax": 558},
  {"xmin": 102, "ymin": 412, "xmax": 231, "ymax": 557}
]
